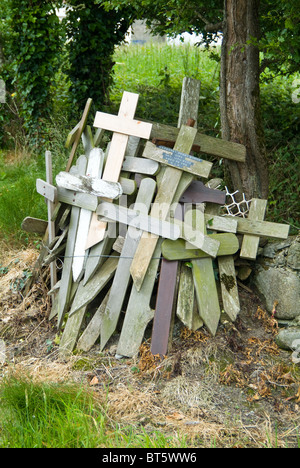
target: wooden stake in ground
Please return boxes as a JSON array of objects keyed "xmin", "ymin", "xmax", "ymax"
[
  {"xmin": 150, "ymin": 204, "xmax": 183, "ymax": 358},
  {"xmin": 85, "ymin": 92, "xmax": 152, "ymax": 250},
  {"xmin": 100, "ymin": 177, "xmax": 157, "ymax": 351},
  {"xmin": 65, "ymin": 98, "xmax": 93, "ymax": 172},
  {"xmin": 45, "ymin": 151, "xmax": 57, "ymax": 291},
  {"xmin": 185, "ymin": 209, "xmax": 221, "ymax": 336},
  {"xmin": 239, "ymin": 198, "xmax": 267, "ymax": 260}
]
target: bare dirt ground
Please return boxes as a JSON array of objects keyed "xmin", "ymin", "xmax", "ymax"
[{"xmin": 0, "ymin": 246, "xmax": 299, "ymax": 448}]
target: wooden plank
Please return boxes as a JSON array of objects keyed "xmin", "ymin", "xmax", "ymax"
[
  {"xmin": 177, "ymin": 263, "xmax": 203, "ymax": 331},
  {"xmin": 94, "ymin": 112, "xmax": 152, "ymax": 139},
  {"xmin": 119, "ymin": 177, "xmax": 137, "ymax": 195},
  {"xmin": 45, "ymin": 151, "xmax": 57, "ymax": 291},
  {"xmin": 68, "ymin": 255, "xmax": 119, "ymax": 317},
  {"xmin": 83, "ymin": 135, "xmax": 141, "ymax": 284},
  {"xmin": 148, "ymin": 121, "xmax": 247, "ymax": 162},
  {"xmin": 57, "ymin": 187, "xmax": 98, "ymax": 212},
  {"xmin": 56, "ymin": 172, "xmax": 123, "ymax": 200},
  {"xmin": 77, "ymin": 290, "xmax": 111, "ymax": 352},
  {"xmin": 86, "ymin": 92, "xmax": 152, "ymax": 249},
  {"xmin": 161, "ymin": 233, "xmax": 239, "ymax": 261},
  {"xmin": 21, "ymin": 217, "xmax": 48, "ymax": 235},
  {"xmin": 65, "ymin": 122, "xmax": 80, "ymax": 149},
  {"xmin": 180, "ymin": 180, "xmax": 226, "ymax": 205},
  {"xmin": 204, "ymin": 213, "xmax": 237, "ymax": 233},
  {"xmin": 72, "ymin": 148, "xmax": 104, "ymax": 283},
  {"xmin": 143, "ymin": 141, "xmax": 212, "ymax": 179},
  {"xmin": 178, "ymin": 77, "xmax": 201, "ymax": 127},
  {"xmin": 97, "ymin": 201, "xmax": 181, "ymax": 241},
  {"xmin": 100, "ymin": 178, "xmax": 157, "ymax": 351},
  {"xmin": 129, "ymin": 125, "xmax": 198, "ymax": 292},
  {"xmin": 218, "ymin": 255, "xmax": 240, "ymax": 322},
  {"xmin": 240, "ymin": 199, "xmax": 267, "ymax": 260},
  {"xmin": 116, "ymin": 239, "xmax": 162, "ymax": 358},
  {"xmin": 59, "ymin": 305, "xmax": 88, "ymax": 356},
  {"xmin": 36, "ymin": 179, "xmax": 57, "ymax": 203},
  {"xmin": 230, "ymin": 216, "xmax": 290, "ymax": 240},
  {"xmin": 57, "ymin": 155, "xmax": 88, "ymax": 330},
  {"xmin": 150, "ymin": 258, "xmax": 178, "ymax": 357},
  {"xmin": 65, "ymin": 98, "xmax": 93, "ymax": 172},
  {"xmin": 122, "ymin": 156, "xmax": 160, "ymax": 175},
  {"xmin": 150, "ymin": 204, "xmax": 183, "ymax": 357},
  {"xmin": 185, "ymin": 209, "xmax": 221, "ymax": 336}
]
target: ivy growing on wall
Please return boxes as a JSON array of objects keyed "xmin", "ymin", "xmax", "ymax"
[
  {"xmin": 9, "ymin": 0, "xmax": 63, "ymax": 139},
  {"xmin": 64, "ymin": 1, "xmax": 135, "ymax": 116}
]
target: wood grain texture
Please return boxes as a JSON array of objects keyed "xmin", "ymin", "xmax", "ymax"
[
  {"xmin": 100, "ymin": 178, "xmax": 157, "ymax": 351},
  {"xmin": 130, "ymin": 125, "xmax": 198, "ymax": 291},
  {"xmin": 240, "ymin": 199, "xmax": 267, "ymax": 260},
  {"xmin": 161, "ymin": 233, "xmax": 239, "ymax": 260},
  {"xmin": 148, "ymin": 121, "xmax": 247, "ymax": 162}
]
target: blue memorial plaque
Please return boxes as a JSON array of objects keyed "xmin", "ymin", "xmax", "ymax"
[{"xmin": 158, "ymin": 146, "xmax": 203, "ymax": 170}]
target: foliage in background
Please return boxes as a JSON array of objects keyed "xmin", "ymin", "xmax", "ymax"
[
  {"xmin": 64, "ymin": 0, "xmax": 135, "ymax": 119},
  {"xmin": 260, "ymin": 0, "xmax": 300, "ymax": 77},
  {"xmin": 5, "ymin": 0, "xmax": 63, "ymax": 143}
]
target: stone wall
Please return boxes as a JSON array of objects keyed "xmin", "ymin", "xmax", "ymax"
[{"xmin": 252, "ymin": 235, "xmax": 300, "ymax": 352}]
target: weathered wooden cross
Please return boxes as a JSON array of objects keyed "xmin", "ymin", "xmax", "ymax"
[
  {"xmin": 129, "ymin": 125, "xmax": 220, "ymax": 292},
  {"xmin": 85, "ymin": 91, "xmax": 153, "ymax": 250}
]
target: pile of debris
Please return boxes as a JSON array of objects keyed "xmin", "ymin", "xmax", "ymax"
[{"xmin": 22, "ymin": 80, "xmax": 290, "ymax": 359}]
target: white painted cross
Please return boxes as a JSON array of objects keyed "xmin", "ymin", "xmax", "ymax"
[{"xmin": 85, "ymin": 92, "xmax": 153, "ymax": 250}]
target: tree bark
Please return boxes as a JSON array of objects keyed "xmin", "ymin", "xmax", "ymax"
[{"xmin": 220, "ymin": 0, "xmax": 269, "ymax": 200}]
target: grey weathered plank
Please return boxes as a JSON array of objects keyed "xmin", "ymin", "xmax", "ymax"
[
  {"xmin": 116, "ymin": 240, "xmax": 163, "ymax": 358},
  {"xmin": 143, "ymin": 141, "xmax": 213, "ymax": 179},
  {"xmin": 68, "ymin": 255, "xmax": 119, "ymax": 317},
  {"xmin": 97, "ymin": 201, "xmax": 180, "ymax": 241},
  {"xmin": 161, "ymin": 233, "xmax": 239, "ymax": 261},
  {"xmin": 56, "ymin": 172, "xmax": 123, "ymax": 200},
  {"xmin": 130, "ymin": 125, "xmax": 199, "ymax": 292},
  {"xmin": 185, "ymin": 209, "xmax": 221, "ymax": 336},
  {"xmin": 57, "ymin": 155, "xmax": 88, "ymax": 329},
  {"xmin": 122, "ymin": 156, "xmax": 160, "ymax": 176},
  {"xmin": 218, "ymin": 255, "xmax": 240, "ymax": 321},
  {"xmin": 100, "ymin": 178, "xmax": 157, "ymax": 351},
  {"xmin": 77, "ymin": 290, "xmax": 111, "ymax": 352},
  {"xmin": 72, "ymin": 148, "xmax": 105, "ymax": 283},
  {"xmin": 148, "ymin": 121, "xmax": 247, "ymax": 162},
  {"xmin": 59, "ymin": 305, "xmax": 88, "ymax": 357},
  {"xmin": 177, "ymin": 263, "xmax": 203, "ymax": 331},
  {"xmin": 240, "ymin": 198, "xmax": 267, "ymax": 260},
  {"xmin": 21, "ymin": 217, "xmax": 48, "ymax": 235}
]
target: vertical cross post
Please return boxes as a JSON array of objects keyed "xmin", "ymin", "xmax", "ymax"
[{"xmin": 85, "ymin": 92, "xmax": 152, "ymax": 250}]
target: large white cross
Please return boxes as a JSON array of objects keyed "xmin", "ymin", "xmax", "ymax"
[{"xmin": 85, "ymin": 92, "xmax": 153, "ymax": 250}]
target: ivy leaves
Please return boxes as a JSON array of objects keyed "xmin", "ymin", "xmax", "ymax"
[{"xmin": 8, "ymin": 1, "xmax": 63, "ymax": 139}]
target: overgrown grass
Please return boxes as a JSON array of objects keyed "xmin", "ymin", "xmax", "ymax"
[{"xmin": 0, "ymin": 375, "xmax": 185, "ymax": 448}]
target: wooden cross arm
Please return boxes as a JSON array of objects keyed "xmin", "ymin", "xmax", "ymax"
[
  {"xmin": 56, "ymin": 172, "xmax": 123, "ymax": 200},
  {"xmin": 147, "ymin": 121, "xmax": 247, "ymax": 162},
  {"xmin": 142, "ymin": 141, "xmax": 212, "ymax": 179},
  {"xmin": 36, "ymin": 179, "xmax": 57, "ymax": 203},
  {"xmin": 152, "ymin": 137, "xmax": 201, "ymax": 154},
  {"xmin": 96, "ymin": 202, "xmax": 181, "ymax": 241},
  {"xmin": 227, "ymin": 216, "xmax": 290, "ymax": 239},
  {"xmin": 94, "ymin": 112, "xmax": 152, "ymax": 140},
  {"xmin": 162, "ymin": 233, "xmax": 239, "ymax": 261}
]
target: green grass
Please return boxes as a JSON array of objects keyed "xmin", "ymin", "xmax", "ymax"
[
  {"xmin": 110, "ymin": 43, "xmax": 221, "ymax": 134},
  {"xmin": 0, "ymin": 151, "xmax": 46, "ymax": 244},
  {"xmin": 0, "ymin": 375, "xmax": 185, "ymax": 448}
]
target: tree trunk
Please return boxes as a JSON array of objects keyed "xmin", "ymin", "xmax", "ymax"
[{"xmin": 220, "ymin": 0, "xmax": 269, "ymax": 200}]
